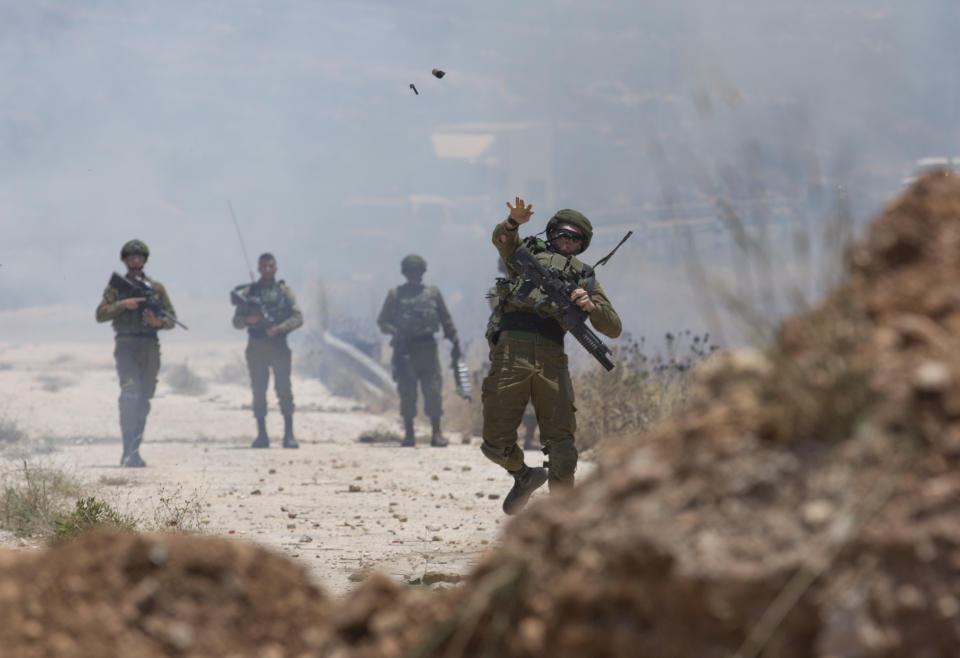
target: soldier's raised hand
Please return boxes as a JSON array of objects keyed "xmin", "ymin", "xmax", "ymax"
[{"xmin": 506, "ymin": 196, "xmax": 534, "ymax": 224}]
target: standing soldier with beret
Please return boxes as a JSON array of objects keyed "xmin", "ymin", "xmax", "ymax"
[
  {"xmin": 484, "ymin": 198, "xmax": 622, "ymax": 514},
  {"xmin": 378, "ymin": 254, "xmax": 461, "ymax": 447},
  {"xmin": 96, "ymin": 239, "xmax": 179, "ymax": 467},
  {"xmin": 232, "ymin": 253, "xmax": 304, "ymax": 449}
]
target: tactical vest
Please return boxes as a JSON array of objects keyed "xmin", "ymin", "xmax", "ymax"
[
  {"xmin": 486, "ymin": 237, "xmax": 596, "ymax": 346},
  {"xmin": 108, "ymin": 274, "xmax": 164, "ymax": 336},
  {"xmin": 245, "ymin": 280, "xmax": 295, "ymax": 337},
  {"xmin": 393, "ymin": 284, "xmax": 440, "ymax": 339}
]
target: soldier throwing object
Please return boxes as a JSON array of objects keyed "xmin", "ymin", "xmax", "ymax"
[
  {"xmin": 96, "ymin": 239, "xmax": 178, "ymax": 468},
  {"xmin": 232, "ymin": 253, "xmax": 304, "ymax": 449},
  {"xmin": 484, "ymin": 198, "xmax": 622, "ymax": 514},
  {"xmin": 377, "ymin": 254, "xmax": 460, "ymax": 447}
]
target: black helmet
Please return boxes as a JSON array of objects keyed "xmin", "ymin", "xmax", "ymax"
[
  {"xmin": 120, "ymin": 239, "xmax": 150, "ymax": 261},
  {"xmin": 401, "ymin": 254, "xmax": 427, "ymax": 275},
  {"xmin": 546, "ymin": 209, "xmax": 593, "ymax": 253}
]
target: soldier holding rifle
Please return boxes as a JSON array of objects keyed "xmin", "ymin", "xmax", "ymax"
[
  {"xmin": 483, "ymin": 198, "xmax": 622, "ymax": 514},
  {"xmin": 95, "ymin": 239, "xmax": 180, "ymax": 468}
]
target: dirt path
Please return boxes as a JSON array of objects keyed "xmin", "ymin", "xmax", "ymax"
[{"xmin": 0, "ymin": 341, "xmax": 566, "ymax": 595}]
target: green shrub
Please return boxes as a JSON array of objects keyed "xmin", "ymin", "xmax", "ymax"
[{"xmin": 53, "ymin": 496, "xmax": 137, "ymax": 539}]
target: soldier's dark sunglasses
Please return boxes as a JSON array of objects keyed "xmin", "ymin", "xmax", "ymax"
[{"xmin": 548, "ymin": 229, "xmax": 583, "ymax": 242}]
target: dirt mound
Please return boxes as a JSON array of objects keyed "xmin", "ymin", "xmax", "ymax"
[
  {"xmin": 0, "ymin": 531, "xmax": 334, "ymax": 657},
  {"xmin": 370, "ymin": 170, "xmax": 960, "ymax": 657},
  {"xmin": 4, "ymin": 172, "xmax": 960, "ymax": 657}
]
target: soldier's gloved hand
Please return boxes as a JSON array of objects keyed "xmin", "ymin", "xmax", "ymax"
[
  {"xmin": 451, "ymin": 341, "xmax": 462, "ymax": 361},
  {"xmin": 265, "ymin": 326, "xmax": 282, "ymax": 337}
]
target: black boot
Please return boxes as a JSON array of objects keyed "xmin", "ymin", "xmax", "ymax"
[
  {"xmin": 429, "ymin": 416, "xmax": 447, "ymax": 447},
  {"xmin": 251, "ymin": 416, "xmax": 269, "ymax": 448},
  {"xmin": 282, "ymin": 412, "xmax": 298, "ymax": 449},
  {"xmin": 401, "ymin": 416, "xmax": 415, "ymax": 447},
  {"xmin": 502, "ymin": 464, "xmax": 548, "ymax": 515},
  {"xmin": 120, "ymin": 431, "xmax": 133, "ymax": 466},
  {"xmin": 121, "ymin": 415, "xmax": 147, "ymax": 467}
]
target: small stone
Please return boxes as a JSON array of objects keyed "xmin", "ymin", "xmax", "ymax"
[
  {"xmin": 896, "ymin": 584, "xmax": 926, "ymax": 610},
  {"xmin": 937, "ymin": 595, "xmax": 960, "ymax": 618},
  {"xmin": 802, "ymin": 499, "xmax": 834, "ymax": 526},
  {"xmin": 914, "ymin": 361, "xmax": 950, "ymax": 393},
  {"xmin": 148, "ymin": 543, "xmax": 169, "ymax": 566},
  {"xmin": 487, "ymin": 493, "xmax": 500, "ymax": 500}
]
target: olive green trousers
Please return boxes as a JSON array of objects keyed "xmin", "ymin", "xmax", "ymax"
[
  {"xmin": 392, "ymin": 337, "xmax": 443, "ymax": 420},
  {"xmin": 480, "ymin": 335, "xmax": 578, "ymax": 488},
  {"xmin": 246, "ymin": 336, "xmax": 294, "ymax": 418}
]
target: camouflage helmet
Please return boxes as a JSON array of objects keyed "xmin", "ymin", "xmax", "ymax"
[
  {"xmin": 120, "ymin": 239, "xmax": 150, "ymax": 261},
  {"xmin": 401, "ymin": 253, "xmax": 427, "ymax": 275},
  {"xmin": 546, "ymin": 209, "xmax": 593, "ymax": 253}
]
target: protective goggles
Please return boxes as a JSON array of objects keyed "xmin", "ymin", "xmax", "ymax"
[{"xmin": 547, "ymin": 228, "xmax": 584, "ymax": 242}]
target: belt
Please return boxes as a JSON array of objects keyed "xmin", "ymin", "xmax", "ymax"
[
  {"xmin": 115, "ymin": 332, "xmax": 158, "ymax": 338},
  {"xmin": 499, "ymin": 312, "xmax": 564, "ymax": 344}
]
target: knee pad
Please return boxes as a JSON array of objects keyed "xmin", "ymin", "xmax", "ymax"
[{"xmin": 546, "ymin": 439, "xmax": 578, "ymax": 481}]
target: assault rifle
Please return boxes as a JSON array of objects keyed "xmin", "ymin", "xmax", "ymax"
[
  {"xmin": 507, "ymin": 245, "xmax": 614, "ymax": 371},
  {"xmin": 230, "ymin": 284, "xmax": 277, "ymax": 329},
  {"xmin": 109, "ymin": 272, "xmax": 188, "ymax": 330}
]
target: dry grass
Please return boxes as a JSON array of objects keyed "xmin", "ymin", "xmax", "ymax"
[
  {"xmin": 0, "ymin": 462, "xmax": 82, "ymax": 537},
  {"xmin": 441, "ymin": 333, "xmax": 713, "ymax": 452},
  {"xmin": 574, "ymin": 331, "xmax": 716, "ymax": 452}
]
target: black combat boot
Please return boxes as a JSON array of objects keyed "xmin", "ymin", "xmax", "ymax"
[
  {"xmin": 282, "ymin": 412, "xmax": 299, "ymax": 449},
  {"xmin": 401, "ymin": 416, "xmax": 415, "ymax": 447},
  {"xmin": 251, "ymin": 416, "xmax": 269, "ymax": 449},
  {"xmin": 121, "ymin": 433, "xmax": 147, "ymax": 468},
  {"xmin": 429, "ymin": 416, "xmax": 448, "ymax": 447},
  {"xmin": 120, "ymin": 431, "xmax": 134, "ymax": 467},
  {"xmin": 502, "ymin": 464, "xmax": 548, "ymax": 515}
]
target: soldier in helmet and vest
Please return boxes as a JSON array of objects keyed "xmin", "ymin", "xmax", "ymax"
[
  {"xmin": 96, "ymin": 239, "xmax": 178, "ymax": 467},
  {"xmin": 232, "ymin": 252, "xmax": 304, "ymax": 449},
  {"xmin": 377, "ymin": 254, "xmax": 460, "ymax": 447},
  {"xmin": 483, "ymin": 198, "xmax": 622, "ymax": 514}
]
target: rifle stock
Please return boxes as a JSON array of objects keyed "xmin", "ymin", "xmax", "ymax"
[{"xmin": 506, "ymin": 246, "xmax": 615, "ymax": 371}]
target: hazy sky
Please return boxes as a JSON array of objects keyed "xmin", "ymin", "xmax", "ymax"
[{"xmin": 1, "ymin": 1, "xmax": 958, "ymax": 345}]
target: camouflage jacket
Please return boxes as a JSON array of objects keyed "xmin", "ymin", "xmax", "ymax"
[
  {"xmin": 96, "ymin": 273, "xmax": 177, "ymax": 334},
  {"xmin": 491, "ymin": 219, "xmax": 622, "ymax": 339},
  {"xmin": 232, "ymin": 279, "xmax": 303, "ymax": 338}
]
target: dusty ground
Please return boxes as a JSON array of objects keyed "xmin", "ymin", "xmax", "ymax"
[{"xmin": 0, "ymin": 339, "xmax": 567, "ymax": 595}]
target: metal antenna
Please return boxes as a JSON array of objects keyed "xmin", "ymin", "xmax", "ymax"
[{"xmin": 227, "ymin": 200, "xmax": 255, "ymax": 281}]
